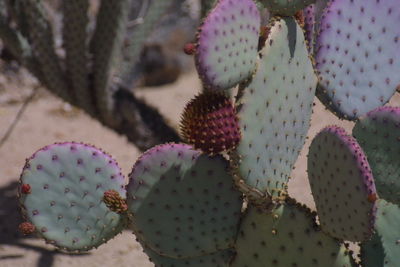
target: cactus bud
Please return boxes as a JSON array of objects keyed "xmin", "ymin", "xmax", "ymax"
[
  {"xmin": 183, "ymin": 42, "xmax": 196, "ymax": 55},
  {"xmin": 103, "ymin": 190, "xmax": 128, "ymax": 214},
  {"xmin": 21, "ymin": 184, "xmax": 31, "ymax": 194},
  {"xmin": 19, "ymin": 222, "xmax": 36, "ymax": 235}
]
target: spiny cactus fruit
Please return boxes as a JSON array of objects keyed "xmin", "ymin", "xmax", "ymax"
[
  {"xmin": 315, "ymin": 0, "xmax": 400, "ymax": 119},
  {"xmin": 195, "ymin": 0, "xmax": 260, "ymax": 90},
  {"xmin": 232, "ymin": 199, "xmax": 353, "ymax": 266},
  {"xmin": 308, "ymin": 126, "xmax": 376, "ymax": 242},
  {"xmin": 232, "ymin": 17, "xmax": 317, "ymax": 199},
  {"xmin": 353, "ymin": 106, "xmax": 400, "ymax": 206},
  {"xmin": 18, "ymin": 142, "xmax": 127, "ymax": 251},
  {"xmin": 126, "ymin": 143, "xmax": 242, "ymax": 259},
  {"xmin": 180, "ymin": 91, "xmax": 241, "ymax": 155}
]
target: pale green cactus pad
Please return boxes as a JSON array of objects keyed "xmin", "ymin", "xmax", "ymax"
[
  {"xmin": 18, "ymin": 142, "xmax": 126, "ymax": 251},
  {"xmin": 195, "ymin": 0, "xmax": 260, "ymax": 90},
  {"xmin": 126, "ymin": 143, "xmax": 242, "ymax": 259},
  {"xmin": 144, "ymin": 246, "xmax": 234, "ymax": 267},
  {"xmin": 233, "ymin": 17, "xmax": 317, "ymax": 199},
  {"xmin": 232, "ymin": 200, "xmax": 353, "ymax": 266},
  {"xmin": 353, "ymin": 106, "xmax": 400, "ymax": 206},
  {"xmin": 308, "ymin": 126, "xmax": 377, "ymax": 242},
  {"xmin": 360, "ymin": 199, "xmax": 400, "ymax": 267},
  {"xmin": 260, "ymin": 0, "xmax": 315, "ymax": 16}
]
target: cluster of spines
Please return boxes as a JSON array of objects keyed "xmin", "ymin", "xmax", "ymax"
[{"xmin": 180, "ymin": 91, "xmax": 241, "ymax": 155}]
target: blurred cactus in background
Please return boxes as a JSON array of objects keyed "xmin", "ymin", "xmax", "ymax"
[
  {"xmin": 0, "ymin": 0, "xmax": 200, "ymax": 150},
  {"xmin": 13, "ymin": 0, "xmax": 400, "ymax": 266}
]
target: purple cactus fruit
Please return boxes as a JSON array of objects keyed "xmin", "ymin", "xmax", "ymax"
[{"xmin": 180, "ymin": 91, "xmax": 241, "ymax": 154}]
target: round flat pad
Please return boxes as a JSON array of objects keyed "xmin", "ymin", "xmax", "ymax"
[
  {"xmin": 195, "ymin": 0, "xmax": 260, "ymax": 90},
  {"xmin": 315, "ymin": 0, "xmax": 400, "ymax": 119},
  {"xmin": 127, "ymin": 143, "xmax": 242, "ymax": 258},
  {"xmin": 19, "ymin": 142, "xmax": 126, "ymax": 251},
  {"xmin": 308, "ymin": 126, "xmax": 376, "ymax": 241}
]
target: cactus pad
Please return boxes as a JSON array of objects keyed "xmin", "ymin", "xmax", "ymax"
[
  {"xmin": 360, "ymin": 233, "xmax": 385, "ymax": 267},
  {"xmin": 308, "ymin": 126, "xmax": 377, "ymax": 241},
  {"xmin": 232, "ymin": 200, "xmax": 353, "ymax": 266},
  {"xmin": 18, "ymin": 142, "xmax": 126, "ymax": 251},
  {"xmin": 315, "ymin": 0, "xmax": 400, "ymax": 119},
  {"xmin": 233, "ymin": 17, "xmax": 317, "ymax": 199},
  {"xmin": 180, "ymin": 91, "xmax": 241, "ymax": 155},
  {"xmin": 195, "ymin": 0, "xmax": 260, "ymax": 90},
  {"xmin": 145, "ymin": 246, "xmax": 234, "ymax": 267},
  {"xmin": 126, "ymin": 143, "xmax": 242, "ymax": 259},
  {"xmin": 353, "ymin": 106, "xmax": 400, "ymax": 206},
  {"xmin": 260, "ymin": 0, "xmax": 315, "ymax": 16},
  {"xmin": 360, "ymin": 199, "xmax": 400, "ymax": 267}
]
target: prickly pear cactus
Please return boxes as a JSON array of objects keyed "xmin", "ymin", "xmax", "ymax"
[
  {"xmin": 14, "ymin": 0, "xmax": 400, "ymax": 265},
  {"xmin": 18, "ymin": 143, "xmax": 126, "ymax": 251}
]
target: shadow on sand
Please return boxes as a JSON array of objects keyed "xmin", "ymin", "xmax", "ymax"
[{"xmin": 0, "ymin": 181, "xmax": 86, "ymax": 267}]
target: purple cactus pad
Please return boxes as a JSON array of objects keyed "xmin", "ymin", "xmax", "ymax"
[
  {"xmin": 315, "ymin": 0, "xmax": 400, "ymax": 119},
  {"xmin": 195, "ymin": 0, "xmax": 260, "ymax": 90},
  {"xmin": 308, "ymin": 126, "xmax": 377, "ymax": 242}
]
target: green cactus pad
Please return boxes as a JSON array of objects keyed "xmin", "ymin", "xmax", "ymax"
[
  {"xmin": 308, "ymin": 126, "xmax": 377, "ymax": 242},
  {"xmin": 360, "ymin": 233, "xmax": 385, "ymax": 267},
  {"xmin": 126, "ymin": 143, "xmax": 242, "ymax": 259},
  {"xmin": 233, "ymin": 17, "xmax": 317, "ymax": 199},
  {"xmin": 232, "ymin": 200, "xmax": 353, "ymax": 266},
  {"xmin": 18, "ymin": 142, "xmax": 126, "ymax": 251},
  {"xmin": 144, "ymin": 246, "xmax": 234, "ymax": 267},
  {"xmin": 195, "ymin": 0, "xmax": 260, "ymax": 90},
  {"xmin": 260, "ymin": 0, "xmax": 315, "ymax": 16},
  {"xmin": 315, "ymin": 0, "xmax": 400, "ymax": 119},
  {"xmin": 353, "ymin": 107, "xmax": 400, "ymax": 206},
  {"xmin": 361, "ymin": 199, "xmax": 400, "ymax": 267}
]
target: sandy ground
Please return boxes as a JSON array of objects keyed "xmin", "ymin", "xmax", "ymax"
[{"xmin": 0, "ymin": 64, "xmax": 398, "ymax": 266}]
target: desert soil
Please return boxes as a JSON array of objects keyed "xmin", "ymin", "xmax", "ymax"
[{"xmin": 0, "ymin": 63, "xmax": 398, "ymax": 266}]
